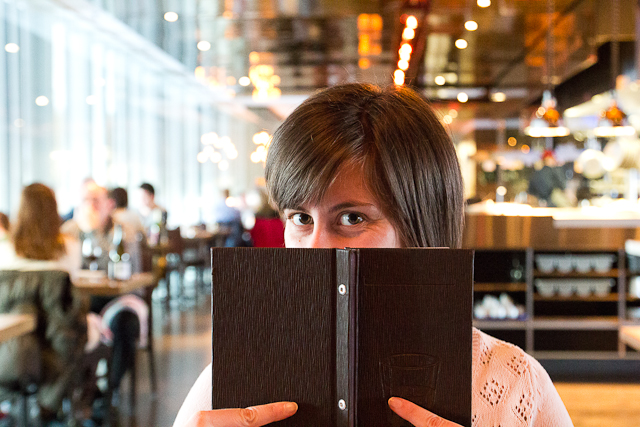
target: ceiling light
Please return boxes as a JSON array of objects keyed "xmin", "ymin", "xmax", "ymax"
[
  {"xmin": 525, "ymin": 126, "xmax": 570, "ymax": 138},
  {"xmin": 464, "ymin": 21, "xmax": 478, "ymax": 31},
  {"xmin": 455, "ymin": 39, "xmax": 468, "ymax": 49},
  {"xmin": 4, "ymin": 43, "xmax": 19, "ymax": 53},
  {"xmin": 394, "ymin": 70, "xmax": 405, "ymax": 85},
  {"xmin": 491, "ymin": 92, "xmax": 506, "ymax": 102},
  {"xmin": 358, "ymin": 58, "xmax": 370, "ymax": 69},
  {"xmin": 593, "ymin": 126, "xmax": 636, "ymax": 137},
  {"xmin": 435, "ymin": 75, "xmax": 446, "ymax": 86},
  {"xmin": 402, "ymin": 28, "xmax": 415, "ymax": 40},
  {"xmin": 508, "ymin": 137, "xmax": 517, "ymax": 146},
  {"xmin": 164, "ymin": 12, "xmax": 179, "ymax": 22},
  {"xmin": 405, "ymin": 16, "xmax": 418, "ymax": 29},
  {"xmin": 35, "ymin": 96, "xmax": 49, "ymax": 106},
  {"xmin": 457, "ymin": 92, "xmax": 469, "ymax": 103},
  {"xmin": 238, "ymin": 76, "xmax": 251, "ymax": 86},
  {"xmin": 398, "ymin": 59, "xmax": 409, "ymax": 71},
  {"xmin": 197, "ymin": 41, "xmax": 211, "ymax": 51},
  {"xmin": 477, "ymin": 0, "xmax": 491, "ymax": 7},
  {"xmin": 399, "ymin": 43, "xmax": 412, "ymax": 56}
]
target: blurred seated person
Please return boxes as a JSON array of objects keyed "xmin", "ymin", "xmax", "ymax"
[
  {"xmin": 213, "ymin": 189, "xmax": 241, "ymax": 225},
  {"xmin": 249, "ymin": 190, "xmax": 284, "ymax": 248},
  {"xmin": 528, "ymin": 150, "xmax": 572, "ymax": 207},
  {"xmin": 213, "ymin": 189, "xmax": 249, "ymax": 247},
  {"xmin": 110, "ymin": 187, "xmax": 146, "ymax": 241},
  {"xmin": 61, "ymin": 183, "xmax": 144, "ymax": 396},
  {"xmin": 0, "ymin": 183, "xmax": 87, "ymax": 423},
  {"xmin": 137, "ymin": 183, "xmax": 167, "ymax": 244}
]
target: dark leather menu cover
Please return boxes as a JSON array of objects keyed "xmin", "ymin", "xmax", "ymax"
[{"xmin": 211, "ymin": 248, "xmax": 473, "ymax": 427}]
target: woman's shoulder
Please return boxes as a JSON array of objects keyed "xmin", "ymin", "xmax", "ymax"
[
  {"xmin": 173, "ymin": 363, "xmax": 213, "ymax": 427},
  {"xmin": 472, "ymin": 327, "xmax": 546, "ymax": 390},
  {"xmin": 472, "ymin": 328, "xmax": 573, "ymax": 426}
]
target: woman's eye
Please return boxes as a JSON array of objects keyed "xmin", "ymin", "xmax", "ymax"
[
  {"xmin": 340, "ymin": 213, "xmax": 364, "ymax": 226},
  {"xmin": 292, "ymin": 213, "xmax": 313, "ymax": 226}
]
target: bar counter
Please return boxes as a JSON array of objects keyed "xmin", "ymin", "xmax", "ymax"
[{"xmin": 463, "ymin": 202, "xmax": 640, "ymax": 251}]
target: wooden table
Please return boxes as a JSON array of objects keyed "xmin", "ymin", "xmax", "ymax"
[
  {"xmin": 0, "ymin": 313, "xmax": 36, "ymax": 343},
  {"xmin": 72, "ymin": 272, "xmax": 156, "ymax": 297},
  {"xmin": 619, "ymin": 325, "xmax": 640, "ymax": 351}
]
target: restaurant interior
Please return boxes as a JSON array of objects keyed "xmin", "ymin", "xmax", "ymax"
[{"xmin": 1, "ymin": 0, "xmax": 640, "ymax": 425}]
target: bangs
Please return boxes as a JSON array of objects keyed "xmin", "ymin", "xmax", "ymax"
[
  {"xmin": 265, "ymin": 95, "xmax": 368, "ymax": 212},
  {"xmin": 266, "ymin": 132, "xmax": 365, "ymax": 212}
]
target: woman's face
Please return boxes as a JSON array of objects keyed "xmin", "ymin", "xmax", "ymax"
[{"xmin": 283, "ymin": 165, "xmax": 401, "ymax": 249}]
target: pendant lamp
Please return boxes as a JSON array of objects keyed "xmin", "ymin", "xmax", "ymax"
[
  {"xmin": 524, "ymin": 0, "xmax": 569, "ymax": 138},
  {"xmin": 592, "ymin": 0, "xmax": 637, "ymax": 138}
]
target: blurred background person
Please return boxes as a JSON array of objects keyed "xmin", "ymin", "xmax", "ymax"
[
  {"xmin": 528, "ymin": 150, "xmax": 572, "ymax": 207},
  {"xmin": 61, "ymin": 183, "xmax": 145, "ymax": 400},
  {"xmin": 137, "ymin": 183, "xmax": 167, "ymax": 245},
  {"xmin": 213, "ymin": 189, "xmax": 241, "ymax": 225},
  {"xmin": 213, "ymin": 189, "xmax": 250, "ymax": 247},
  {"xmin": 110, "ymin": 187, "xmax": 146, "ymax": 242},
  {"xmin": 2, "ymin": 184, "xmax": 80, "ymax": 272},
  {"xmin": 0, "ymin": 183, "xmax": 87, "ymax": 424},
  {"xmin": 249, "ymin": 189, "xmax": 284, "ymax": 248},
  {"xmin": 62, "ymin": 182, "xmax": 117, "ymax": 271}
]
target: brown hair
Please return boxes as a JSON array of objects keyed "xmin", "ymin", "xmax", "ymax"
[
  {"xmin": 265, "ymin": 83, "xmax": 464, "ymax": 248},
  {"xmin": 0, "ymin": 212, "xmax": 8, "ymax": 232},
  {"xmin": 12, "ymin": 183, "xmax": 66, "ymax": 260}
]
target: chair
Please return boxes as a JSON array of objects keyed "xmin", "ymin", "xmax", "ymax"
[
  {"xmin": 0, "ymin": 270, "xmax": 87, "ymax": 425},
  {"xmin": 165, "ymin": 227, "xmax": 209, "ymax": 305}
]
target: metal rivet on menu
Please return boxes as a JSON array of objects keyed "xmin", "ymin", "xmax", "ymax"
[
  {"xmin": 338, "ymin": 284, "xmax": 347, "ymax": 295},
  {"xmin": 338, "ymin": 399, "xmax": 347, "ymax": 410}
]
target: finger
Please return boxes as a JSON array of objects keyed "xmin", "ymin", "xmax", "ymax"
[
  {"xmin": 188, "ymin": 401, "xmax": 298, "ymax": 427},
  {"xmin": 388, "ymin": 397, "xmax": 460, "ymax": 427}
]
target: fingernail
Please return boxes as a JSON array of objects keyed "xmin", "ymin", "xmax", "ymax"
[
  {"xmin": 284, "ymin": 402, "xmax": 298, "ymax": 413},
  {"xmin": 388, "ymin": 397, "xmax": 402, "ymax": 410}
]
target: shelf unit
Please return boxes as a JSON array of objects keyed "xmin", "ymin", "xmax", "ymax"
[{"xmin": 472, "ymin": 247, "xmax": 639, "ymax": 359}]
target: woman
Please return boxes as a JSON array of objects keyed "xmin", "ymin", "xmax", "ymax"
[
  {"xmin": 173, "ymin": 84, "xmax": 573, "ymax": 427},
  {"xmin": 0, "ymin": 183, "xmax": 87, "ymax": 422}
]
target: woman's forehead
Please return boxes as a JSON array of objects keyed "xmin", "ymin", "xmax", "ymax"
[{"xmin": 293, "ymin": 164, "xmax": 380, "ymax": 210}]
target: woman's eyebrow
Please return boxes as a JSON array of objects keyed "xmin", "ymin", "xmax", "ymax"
[{"xmin": 328, "ymin": 201, "xmax": 377, "ymax": 213}]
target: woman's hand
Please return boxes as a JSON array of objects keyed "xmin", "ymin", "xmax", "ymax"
[
  {"xmin": 388, "ymin": 397, "xmax": 462, "ymax": 427},
  {"xmin": 182, "ymin": 401, "xmax": 298, "ymax": 427}
]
